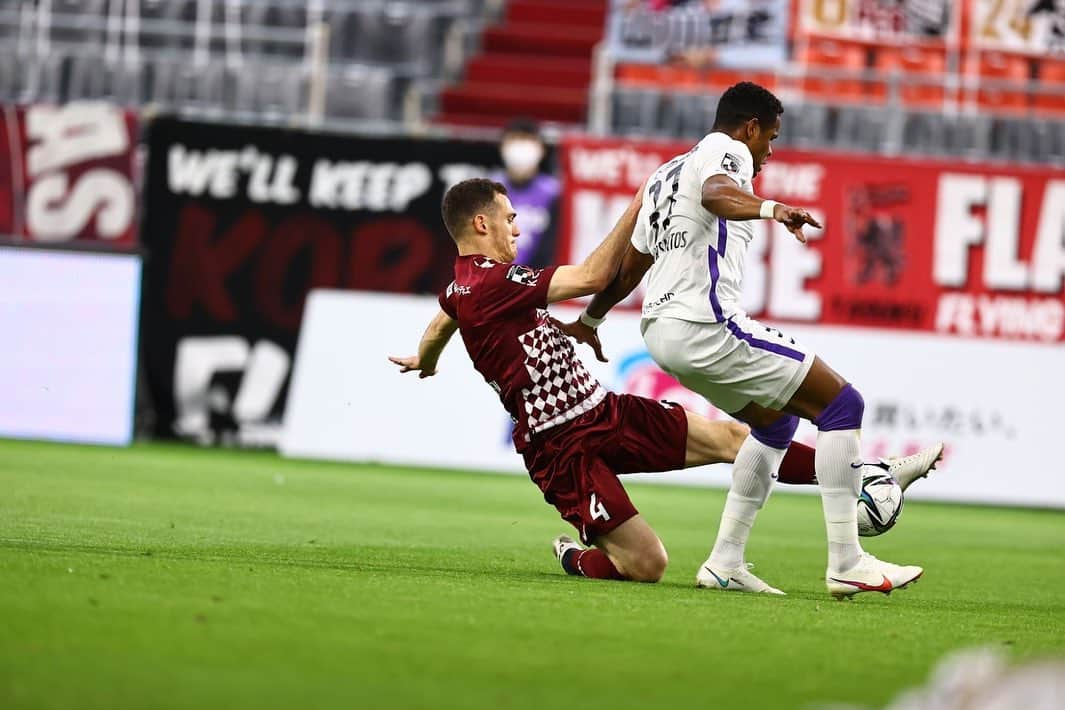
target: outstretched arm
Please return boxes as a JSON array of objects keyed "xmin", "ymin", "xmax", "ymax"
[
  {"xmin": 388, "ymin": 309, "xmax": 459, "ymax": 379},
  {"xmin": 587, "ymin": 244, "xmax": 654, "ymax": 320},
  {"xmin": 554, "ymin": 244, "xmax": 653, "ymax": 362},
  {"xmin": 545, "ymin": 186, "xmax": 644, "ymax": 304},
  {"xmin": 701, "ymin": 175, "xmax": 822, "ymax": 243}
]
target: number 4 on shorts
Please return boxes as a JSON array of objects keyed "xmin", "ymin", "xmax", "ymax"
[{"xmin": 589, "ymin": 493, "xmax": 611, "ymax": 522}]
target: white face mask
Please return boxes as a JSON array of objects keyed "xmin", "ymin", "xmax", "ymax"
[{"xmin": 502, "ymin": 139, "xmax": 544, "ymax": 176}]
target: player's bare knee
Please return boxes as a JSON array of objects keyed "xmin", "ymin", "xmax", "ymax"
[{"xmin": 629, "ymin": 546, "xmax": 668, "ymax": 583}]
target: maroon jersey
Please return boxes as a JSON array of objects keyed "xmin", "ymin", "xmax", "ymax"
[{"xmin": 439, "ymin": 255, "xmax": 606, "ymax": 451}]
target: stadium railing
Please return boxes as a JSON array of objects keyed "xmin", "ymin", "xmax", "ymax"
[
  {"xmin": 593, "ymin": 0, "xmax": 1065, "ymax": 165},
  {"xmin": 0, "ymin": 0, "xmax": 489, "ymax": 127},
  {"xmin": 594, "ymin": 63, "xmax": 1063, "ymax": 166}
]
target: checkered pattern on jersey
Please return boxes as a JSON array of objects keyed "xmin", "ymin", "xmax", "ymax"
[{"xmin": 519, "ymin": 314, "xmax": 605, "ymax": 433}]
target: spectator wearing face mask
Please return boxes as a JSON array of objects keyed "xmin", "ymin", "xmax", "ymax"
[{"xmin": 494, "ymin": 118, "xmax": 561, "ymax": 269}]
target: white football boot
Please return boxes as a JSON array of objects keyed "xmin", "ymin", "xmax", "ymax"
[
  {"xmin": 826, "ymin": 553, "xmax": 923, "ymax": 599},
  {"xmin": 697, "ymin": 561, "xmax": 785, "ymax": 595},
  {"xmin": 552, "ymin": 534, "xmax": 583, "ymax": 569},
  {"xmin": 883, "ymin": 442, "xmax": 944, "ymax": 492}
]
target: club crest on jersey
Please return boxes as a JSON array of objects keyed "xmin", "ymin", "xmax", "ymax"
[
  {"xmin": 506, "ymin": 264, "xmax": 540, "ymax": 286},
  {"xmin": 721, "ymin": 154, "xmax": 741, "ymax": 174}
]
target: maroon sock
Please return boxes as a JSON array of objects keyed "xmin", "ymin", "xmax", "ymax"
[
  {"xmin": 778, "ymin": 441, "xmax": 818, "ymax": 485},
  {"xmin": 562, "ymin": 548, "xmax": 626, "ymax": 580}
]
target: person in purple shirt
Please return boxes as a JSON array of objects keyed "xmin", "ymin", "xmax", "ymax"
[{"xmin": 494, "ymin": 118, "xmax": 561, "ymax": 269}]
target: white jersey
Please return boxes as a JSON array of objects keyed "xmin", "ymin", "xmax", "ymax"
[{"xmin": 631, "ymin": 132, "xmax": 756, "ymax": 323}]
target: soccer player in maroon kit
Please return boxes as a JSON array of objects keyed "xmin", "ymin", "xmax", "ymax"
[
  {"xmin": 390, "ymin": 178, "xmax": 749, "ymax": 582},
  {"xmin": 391, "ymin": 178, "xmax": 941, "ymax": 585}
]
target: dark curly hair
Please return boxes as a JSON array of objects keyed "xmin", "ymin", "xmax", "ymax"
[{"xmin": 712, "ymin": 82, "xmax": 784, "ymax": 132}]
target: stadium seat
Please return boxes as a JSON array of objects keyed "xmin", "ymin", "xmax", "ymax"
[
  {"xmin": 328, "ymin": 5, "xmax": 448, "ymax": 77},
  {"xmin": 149, "ymin": 58, "xmax": 234, "ymax": 112},
  {"xmin": 704, "ymin": 70, "xmax": 775, "ymax": 93},
  {"xmin": 245, "ymin": 1, "xmax": 307, "ymax": 59},
  {"xmin": 0, "ymin": 48, "xmax": 24, "ymax": 101},
  {"xmin": 22, "ymin": 52, "xmax": 70, "ymax": 103},
  {"xmin": 799, "ymin": 39, "xmax": 867, "ymax": 104},
  {"xmin": 135, "ymin": 0, "xmax": 180, "ymax": 50},
  {"xmin": 326, "ymin": 8, "xmax": 363, "ymax": 62},
  {"xmin": 614, "ymin": 64, "xmax": 773, "ymax": 94},
  {"xmin": 901, "ymin": 109, "xmax": 993, "ymax": 159},
  {"xmin": 872, "ymin": 45, "xmax": 948, "ymax": 109},
  {"xmin": 49, "ymin": 0, "xmax": 109, "ymax": 47},
  {"xmin": 324, "ymin": 66, "xmax": 394, "ymax": 122},
  {"xmin": 774, "ymin": 102, "xmax": 832, "ymax": 148},
  {"xmin": 67, "ymin": 52, "xmax": 145, "ymax": 105},
  {"xmin": 609, "ymin": 87, "xmax": 662, "ymax": 137},
  {"xmin": 1034, "ymin": 60, "xmax": 1065, "ymax": 115},
  {"xmin": 655, "ymin": 91, "xmax": 714, "ymax": 139},
  {"xmin": 237, "ymin": 62, "xmax": 306, "ymax": 118},
  {"xmin": 615, "ymin": 63, "xmax": 699, "ymax": 88},
  {"xmin": 971, "ymin": 51, "xmax": 1030, "ymax": 113},
  {"xmin": 834, "ymin": 104, "xmax": 890, "ymax": 152},
  {"xmin": 0, "ymin": 3, "xmax": 20, "ymax": 44},
  {"xmin": 378, "ymin": 7, "xmax": 448, "ymax": 77},
  {"xmin": 989, "ymin": 117, "xmax": 1044, "ymax": 162}
]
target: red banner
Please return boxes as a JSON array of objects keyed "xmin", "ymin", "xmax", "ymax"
[
  {"xmin": 0, "ymin": 103, "xmax": 139, "ymax": 246},
  {"xmin": 559, "ymin": 134, "xmax": 1065, "ymax": 342}
]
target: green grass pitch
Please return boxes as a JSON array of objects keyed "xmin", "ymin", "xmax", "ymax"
[{"xmin": 1, "ymin": 439, "xmax": 1063, "ymax": 710}]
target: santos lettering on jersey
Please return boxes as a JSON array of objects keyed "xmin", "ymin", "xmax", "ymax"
[
  {"xmin": 651, "ymin": 230, "xmax": 688, "ymax": 259},
  {"xmin": 631, "ymin": 132, "xmax": 756, "ymax": 324}
]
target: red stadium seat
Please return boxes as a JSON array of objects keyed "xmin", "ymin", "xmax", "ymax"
[
  {"xmin": 615, "ymin": 63, "xmax": 699, "ymax": 88},
  {"xmin": 703, "ymin": 70, "xmax": 776, "ymax": 93},
  {"xmin": 1034, "ymin": 60, "xmax": 1065, "ymax": 115},
  {"xmin": 872, "ymin": 45, "xmax": 948, "ymax": 109},
  {"xmin": 799, "ymin": 39, "xmax": 867, "ymax": 103},
  {"xmin": 971, "ymin": 51, "xmax": 1031, "ymax": 113},
  {"xmin": 615, "ymin": 64, "xmax": 772, "ymax": 95}
]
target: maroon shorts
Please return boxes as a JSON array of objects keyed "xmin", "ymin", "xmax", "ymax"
[{"xmin": 522, "ymin": 392, "xmax": 689, "ymax": 545}]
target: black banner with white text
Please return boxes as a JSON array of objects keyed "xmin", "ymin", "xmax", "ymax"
[{"xmin": 140, "ymin": 117, "xmax": 500, "ymax": 446}]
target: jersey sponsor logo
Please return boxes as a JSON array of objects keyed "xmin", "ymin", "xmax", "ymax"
[
  {"xmin": 643, "ymin": 291, "xmax": 675, "ymax": 313},
  {"xmin": 721, "ymin": 153, "xmax": 741, "ymax": 174},
  {"xmin": 445, "ymin": 281, "xmax": 471, "ymax": 298},
  {"xmin": 506, "ymin": 264, "xmax": 541, "ymax": 286}
]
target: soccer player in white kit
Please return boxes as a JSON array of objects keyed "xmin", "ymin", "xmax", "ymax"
[{"xmin": 563, "ymin": 82, "xmax": 924, "ymax": 598}]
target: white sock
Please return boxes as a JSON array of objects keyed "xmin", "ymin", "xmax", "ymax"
[
  {"xmin": 708, "ymin": 436, "xmax": 786, "ymax": 570},
  {"xmin": 816, "ymin": 429, "xmax": 864, "ymax": 572}
]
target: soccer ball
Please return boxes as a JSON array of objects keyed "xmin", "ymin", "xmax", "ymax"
[{"xmin": 857, "ymin": 470, "xmax": 904, "ymax": 537}]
